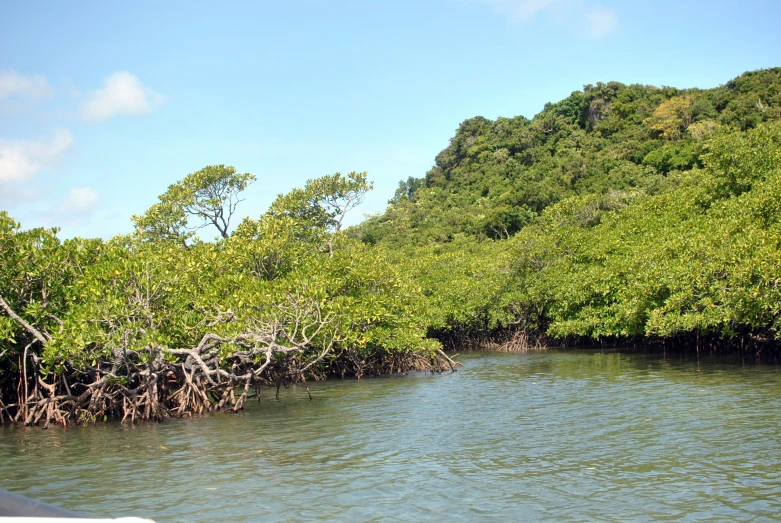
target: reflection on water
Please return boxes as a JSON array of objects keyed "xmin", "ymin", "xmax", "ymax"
[{"xmin": 2, "ymin": 350, "xmax": 781, "ymax": 522}]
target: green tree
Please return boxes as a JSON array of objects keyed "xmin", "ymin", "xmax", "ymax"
[
  {"xmin": 646, "ymin": 96, "xmax": 693, "ymax": 140},
  {"xmin": 270, "ymin": 172, "xmax": 373, "ymax": 256},
  {"xmin": 130, "ymin": 201, "xmax": 191, "ymax": 247},
  {"xmin": 132, "ymin": 164, "xmax": 255, "ymax": 243}
]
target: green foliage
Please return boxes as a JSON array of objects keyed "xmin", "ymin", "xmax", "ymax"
[
  {"xmin": 343, "ymin": 68, "xmax": 781, "ymax": 354},
  {"xmin": 496, "ymin": 122, "xmax": 781, "ymax": 342},
  {"xmin": 130, "ymin": 201, "xmax": 191, "ymax": 246},
  {"xmin": 400, "ymin": 238, "xmax": 510, "ymax": 335},
  {"xmin": 271, "ymin": 172, "xmax": 372, "ymax": 229},
  {"xmin": 353, "ymin": 68, "xmax": 781, "ymax": 248},
  {"xmin": 3, "ymin": 69, "xmax": 781, "ymax": 421},
  {"xmin": 715, "ymin": 68, "xmax": 781, "ymax": 130},
  {"xmin": 269, "ymin": 172, "xmax": 373, "ymax": 255},
  {"xmin": 389, "ymin": 176, "xmax": 425, "ymax": 205},
  {"xmin": 132, "ymin": 164, "xmax": 256, "ymax": 243},
  {"xmin": 0, "ymin": 213, "xmax": 102, "ymax": 352},
  {"xmin": 1, "ymin": 169, "xmax": 434, "ymax": 411},
  {"xmin": 642, "ymin": 140, "xmax": 702, "ymax": 174}
]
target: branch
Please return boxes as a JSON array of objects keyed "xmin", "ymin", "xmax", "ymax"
[
  {"xmin": 45, "ymin": 313, "xmax": 65, "ymax": 335},
  {"xmin": 166, "ymin": 347, "xmax": 228, "ymax": 386},
  {"xmin": 0, "ymin": 294, "xmax": 50, "ymax": 345},
  {"xmin": 436, "ymin": 349, "xmax": 461, "ymax": 372}
]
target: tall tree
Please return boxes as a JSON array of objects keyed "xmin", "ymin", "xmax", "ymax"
[
  {"xmin": 270, "ymin": 172, "xmax": 373, "ymax": 256},
  {"xmin": 132, "ymin": 164, "xmax": 255, "ymax": 243}
]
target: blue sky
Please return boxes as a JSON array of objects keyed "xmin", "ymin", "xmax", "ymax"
[{"xmin": 1, "ymin": 0, "xmax": 780, "ymax": 239}]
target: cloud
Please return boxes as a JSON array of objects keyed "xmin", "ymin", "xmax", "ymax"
[
  {"xmin": 81, "ymin": 71, "xmax": 164, "ymax": 122},
  {"xmin": 583, "ymin": 7, "xmax": 618, "ymax": 38},
  {"xmin": 58, "ymin": 187, "xmax": 100, "ymax": 213},
  {"xmin": 465, "ymin": 0, "xmax": 619, "ymax": 38},
  {"xmin": 0, "ymin": 185, "xmax": 44, "ymax": 209},
  {"xmin": 0, "ymin": 70, "xmax": 55, "ymax": 101},
  {"xmin": 0, "ymin": 129, "xmax": 74, "ymax": 183}
]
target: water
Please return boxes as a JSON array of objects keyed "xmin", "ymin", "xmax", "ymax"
[{"xmin": 2, "ymin": 350, "xmax": 781, "ymax": 522}]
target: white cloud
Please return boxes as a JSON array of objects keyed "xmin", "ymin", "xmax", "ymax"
[
  {"xmin": 58, "ymin": 187, "xmax": 100, "ymax": 213},
  {"xmin": 584, "ymin": 7, "xmax": 618, "ymax": 38},
  {"xmin": 0, "ymin": 185, "xmax": 43, "ymax": 209},
  {"xmin": 81, "ymin": 71, "xmax": 164, "ymax": 122},
  {"xmin": 0, "ymin": 129, "xmax": 74, "ymax": 183},
  {"xmin": 0, "ymin": 70, "xmax": 54, "ymax": 101},
  {"xmin": 464, "ymin": 0, "xmax": 619, "ymax": 38}
]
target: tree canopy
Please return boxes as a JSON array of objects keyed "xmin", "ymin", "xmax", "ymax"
[
  {"xmin": 2, "ymin": 67, "xmax": 781, "ymax": 427},
  {"xmin": 132, "ymin": 164, "xmax": 256, "ymax": 244},
  {"xmin": 352, "ymin": 68, "xmax": 781, "ymax": 246}
]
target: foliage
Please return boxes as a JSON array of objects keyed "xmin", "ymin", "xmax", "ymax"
[
  {"xmin": 269, "ymin": 172, "xmax": 373, "ymax": 256},
  {"xmin": 0, "ymin": 172, "xmax": 437, "ymax": 426},
  {"xmin": 500, "ymin": 122, "xmax": 781, "ymax": 343},
  {"xmin": 645, "ymin": 96, "xmax": 693, "ymax": 140},
  {"xmin": 3, "ymin": 68, "xmax": 781, "ymax": 426},
  {"xmin": 353, "ymin": 68, "xmax": 781, "ymax": 247},
  {"xmin": 132, "ymin": 164, "xmax": 256, "ymax": 244},
  {"xmin": 344, "ymin": 68, "xmax": 781, "ymax": 358}
]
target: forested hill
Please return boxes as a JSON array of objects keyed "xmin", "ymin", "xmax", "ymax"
[
  {"xmin": 3, "ymin": 68, "xmax": 781, "ymax": 427},
  {"xmin": 353, "ymin": 68, "xmax": 781, "ymax": 247}
]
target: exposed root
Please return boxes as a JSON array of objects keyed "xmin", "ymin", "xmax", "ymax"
[
  {"xmin": 2, "ymin": 335, "xmax": 459, "ymax": 427},
  {"xmin": 435, "ymin": 348, "xmax": 462, "ymax": 372},
  {"xmin": 496, "ymin": 330, "xmax": 546, "ymax": 353},
  {"xmin": 328, "ymin": 347, "xmax": 459, "ymax": 380}
]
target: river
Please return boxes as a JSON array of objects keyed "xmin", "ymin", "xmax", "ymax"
[{"xmin": 1, "ymin": 350, "xmax": 781, "ymax": 522}]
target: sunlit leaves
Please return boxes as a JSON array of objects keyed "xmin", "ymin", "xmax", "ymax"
[
  {"xmin": 500, "ymin": 122, "xmax": 781, "ymax": 342},
  {"xmin": 132, "ymin": 164, "xmax": 256, "ymax": 243},
  {"xmin": 645, "ymin": 96, "xmax": 693, "ymax": 140}
]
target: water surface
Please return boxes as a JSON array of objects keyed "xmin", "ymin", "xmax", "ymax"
[{"xmin": 2, "ymin": 350, "xmax": 781, "ymax": 522}]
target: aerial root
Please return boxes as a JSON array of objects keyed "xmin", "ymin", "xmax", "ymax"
[
  {"xmin": 435, "ymin": 349, "xmax": 462, "ymax": 372},
  {"xmin": 496, "ymin": 330, "xmax": 545, "ymax": 352},
  {"xmin": 5, "ymin": 342, "xmax": 461, "ymax": 426}
]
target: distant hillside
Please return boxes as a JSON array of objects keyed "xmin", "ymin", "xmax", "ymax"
[{"xmin": 353, "ymin": 68, "xmax": 781, "ymax": 247}]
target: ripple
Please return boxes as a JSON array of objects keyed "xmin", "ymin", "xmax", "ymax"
[{"xmin": 2, "ymin": 351, "xmax": 781, "ymax": 521}]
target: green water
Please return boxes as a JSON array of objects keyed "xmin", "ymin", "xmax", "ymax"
[{"xmin": 2, "ymin": 350, "xmax": 781, "ymax": 522}]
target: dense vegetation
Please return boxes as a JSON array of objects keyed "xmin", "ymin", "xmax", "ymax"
[
  {"xmin": 356, "ymin": 68, "xmax": 781, "ymax": 245},
  {"xmin": 0, "ymin": 169, "xmax": 455, "ymax": 427},
  {"xmin": 2, "ymin": 68, "xmax": 780, "ymax": 426},
  {"xmin": 352, "ymin": 68, "xmax": 781, "ymax": 354}
]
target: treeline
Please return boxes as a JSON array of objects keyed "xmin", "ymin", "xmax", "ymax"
[
  {"xmin": 355, "ymin": 68, "xmax": 781, "ymax": 245},
  {"xmin": 2, "ymin": 68, "xmax": 780, "ymax": 426},
  {"xmin": 353, "ymin": 68, "xmax": 781, "ymax": 356},
  {"xmin": 402, "ymin": 123, "xmax": 781, "ymax": 356},
  {"xmin": 0, "ymin": 170, "xmax": 455, "ymax": 427}
]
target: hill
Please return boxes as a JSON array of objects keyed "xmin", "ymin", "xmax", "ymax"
[{"xmin": 353, "ymin": 68, "xmax": 781, "ymax": 247}]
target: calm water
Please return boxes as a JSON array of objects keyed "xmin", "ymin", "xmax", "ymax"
[{"xmin": 2, "ymin": 350, "xmax": 781, "ymax": 522}]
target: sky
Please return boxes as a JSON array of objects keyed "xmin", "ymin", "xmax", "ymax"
[{"xmin": 1, "ymin": 0, "xmax": 780, "ymax": 239}]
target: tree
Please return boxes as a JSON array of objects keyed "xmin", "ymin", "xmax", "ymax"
[
  {"xmin": 389, "ymin": 176, "xmax": 424, "ymax": 204},
  {"xmin": 132, "ymin": 164, "xmax": 255, "ymax": 243},
  {"xmin": 646, "ymin": 96, "xmax": 693, "ymax": 140},
  {"xmin": 269, "ymin": 172, "xmax": 373, "ymax": 256},
  {"xmin": 130, "ymin": 201, "xmax": 191, "ymax": 247}
]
